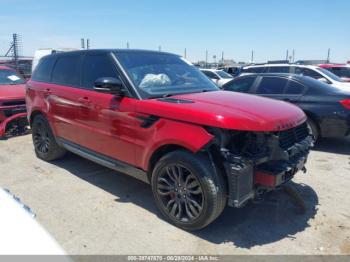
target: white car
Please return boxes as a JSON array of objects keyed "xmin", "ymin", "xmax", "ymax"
[
  {"xmin": 241, "ymin": 64, "xmax": 350, "ymax": 90},
  {"xmin": 0, "ymin": 188, "xmax": 66, "ymax": 255},
  {"xmin": 200, "ymin": 69, "xmax": 233, "ymax": 87}
]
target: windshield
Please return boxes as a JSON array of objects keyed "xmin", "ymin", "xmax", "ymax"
[
  {"xmin": 216, "ymin": 70, "xmax": 233, "ymax": 79},
  {"xmin": 0, "ymin": 69, "xmax": 25, "ymax": 85},
  {"xmin": 114, "ymin": 52, "xmax": 219, "ymax": 98},
  {"xmin": 329, "ymin": 67, "xmax": 350, "ymax": 78},
  {"xmin": 316, "ymin": 67, "xmax": 343, "ymax": 82}
]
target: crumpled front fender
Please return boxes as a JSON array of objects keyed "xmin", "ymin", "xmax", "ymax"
[{"xmin": 0, "ymin": 113, "xmax": 28, "ymax": 137}]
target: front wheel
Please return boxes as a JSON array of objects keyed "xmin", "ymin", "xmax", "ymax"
[{"xmin": 151, "ymin": 150, "xmax": 227, "ymax": 230}]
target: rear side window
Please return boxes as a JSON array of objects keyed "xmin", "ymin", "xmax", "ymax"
[
  {"xmin": 32, "ymin": 57, "xmax": 56, "ymax": 82},
  {"xmin": 267, "ymin": 66, "xmax": 290, "ymax": 73},
  {"xmin": 242, "ymin": 67, "xmax": 265, "ymax": 73},
  {"xmin": 256, "ymin": 77, "xmax": 288, "ymax": 94},
  {"xmin": 52, "ymin": 55, "xmax": 81, "ymax": 86},
  {"xmin": 82, "ymin": 54, "xmax": 118, "ymax": 89},
  {"xmin": 294, "ymin": 67, "xmax": 323, "ymax": 80},
  {"xmin": 286, "ymin": 80, "xmax": 305, "ymax": 94},
  {"xmin": 224, "ymin": 77, "xmax": 256, "ymax": 92},
  {"xmin": 202, "ymin": 71, "xmax": 219, "ymax": 79}
]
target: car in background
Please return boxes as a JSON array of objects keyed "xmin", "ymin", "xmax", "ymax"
[
  {"xmin": 200, "ymin": 69, "xmax": 233, "ymax": 87},
  {"xmin": 0, "ymin": 66, "xmax": 28, "ymax": 138},
  {"xmin": 217, "ymin": 66, "xmax": 243, "ymax": 77},
  {"xmin": 241, "ymin": 64, "xmax": 350, "ymax": 90},
  {"xmin": 222, "ymin": 73, "xmax": 350, "ymax": 140},
  {"xmin": 318, "ymin": 64, "xmax": 350, "ymax": 82},
  {"xmin": 0, "ymin": 59, "xmax": 33, "ymax": 79}
]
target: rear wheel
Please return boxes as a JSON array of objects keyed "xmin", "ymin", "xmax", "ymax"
[
  {"xmin": 31, "ymin": 115, "xmax": 66, "ymax": 161},
  {"xmin": 151, "ymin": 150, "xmax": 227, "ymax": 230}
]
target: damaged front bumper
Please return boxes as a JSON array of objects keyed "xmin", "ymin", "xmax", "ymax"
[
  {"xmin": 0, "ymin": 104, "xmax": 28, "ymax": 137},
  {"xmin": 223, "ymin": 135, "xmax": 314, "ymax": 208}
]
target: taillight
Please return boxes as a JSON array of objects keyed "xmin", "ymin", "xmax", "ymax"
[{"xmin": 340, "ymin": 99, "xmax": 350, "ymax": 109}]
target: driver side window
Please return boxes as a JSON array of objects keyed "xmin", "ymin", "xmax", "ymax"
[{"xmin": 82, "ymin": 54, "xmax": 119, "ymax": 89}]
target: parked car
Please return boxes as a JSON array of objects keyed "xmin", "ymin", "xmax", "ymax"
[
  {"xmin": 200, "ymin": 69, "xmax": 233, "ymax": 87},
  {"xmin": 241, "ymin": 64, "xmax": 350, "ymax": 90},
  {"xmin": 217, "ymin": 66, "xmax": 243, "ymax": 77},
  {"xmin": 318, "ymin": 64, "xmax": 350, "ymax": 82},
  {"xmin": 26, "ymin": 50, "xmax": 312, "ymax": 230},
  {"xmin": 0, "ymin": 66, "xmax": 28, "ymax": 137},
  {"xmin": 222, "ymin": 73, "xmax": 350, "ymax": 140}
]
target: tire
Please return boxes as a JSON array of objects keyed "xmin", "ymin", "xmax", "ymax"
[
  {"xmin": 307, "ymin": 118, "xmax": 319, "ymax": 142},
  {"xmin": 31, "ymin": 114, "xmax": 66, "ymax": 161},
  {"xmin": 151, "ymin": 150, "xmax": 227, "ymax": 231}
]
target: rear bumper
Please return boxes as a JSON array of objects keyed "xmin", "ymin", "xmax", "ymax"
[{"xmin": 224, "ymin": 135, "xmax": 313, "ymax": 208}]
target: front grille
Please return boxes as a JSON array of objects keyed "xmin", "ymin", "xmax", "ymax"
[
  {"xmin": 277, "ymin": 122, "xmax": 309, "ymax": 149},
  {"xmin": 2, "ymin": 100, "xmax": 25, "ymax": 106}
]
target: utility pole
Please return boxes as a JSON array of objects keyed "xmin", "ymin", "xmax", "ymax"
[
  {"xmin": 158, "ymin": 45, "xmax": 162, "ymax": 52},
  {"xmin": 221, "ymin": 51, "xmax": 224, "ymax": 65},
  {"xmin": 251, "ymin": 50, "xmax": 254, "ymax": 63},
  {"xmin": 127, "ymin": 42, "xmax": 130, "ymax": 49},
  {"xmin": 86, "ymin": 39, "xmax": 90, "ymax": 50},
  {"xmin": 327, "ymin": 48, "xmax": 330, "ymax": 63},
  {"xmin": 286, "ymin": 50, "xmax": 289, "ymax": 61},
  {"xmin": 184, "ymin": 48, "xmax": 187, "ymax": 58},
  {"xmin": 205, "ymin": 50, "xmax": 208, "ymax": 68},
  {"xmin": 292, "ymin": 49, "xmax": 295, "ymax": 63},
  {"xmin": 81, "ymin": 38, "xmax": 85, "ymax": 49},
  {"xmin": 12, "ymin": 34, "xmax": 19, "ymax": 71}
]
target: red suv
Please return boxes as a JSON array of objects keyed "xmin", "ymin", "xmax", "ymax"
[{"xmin": 26, "ymin": 50, "xmax": 313, "ymax": 230}]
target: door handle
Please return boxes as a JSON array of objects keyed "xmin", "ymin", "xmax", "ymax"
[
  {"xmin": 44, "ymin": 88, "xmax": 51, "ymax": 96},
  {"xmin": 78, "ymin": 97, "xmax": 91, "ymax": 107}
]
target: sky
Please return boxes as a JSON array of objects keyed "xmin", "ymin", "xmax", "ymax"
[{"xmin": 1, "ymin": 0, "xmax": 349, "ymax": 63}]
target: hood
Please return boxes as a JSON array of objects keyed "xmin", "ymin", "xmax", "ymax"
[
  {"xmin": 136, "ymin": 91, "xmax": 306, "ymax": 132},
  {"xmin": 0, "ymin": 84, "xmax": 26, "ymax": 101}
]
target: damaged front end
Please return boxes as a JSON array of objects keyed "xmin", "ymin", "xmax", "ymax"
[
  {"xmin": 207, "ymin": 122, "xmax": 314, "ymax": 208},
  {"xmin": 0, "ymin": 100, "xmax": 28, "ymax": 138}
]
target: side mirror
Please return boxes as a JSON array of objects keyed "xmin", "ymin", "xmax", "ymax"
[{"xmin": 93, "ymin": 77, "xmax": 124, "ymax": 95}]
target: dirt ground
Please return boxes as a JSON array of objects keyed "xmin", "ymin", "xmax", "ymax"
[{"xmin": 0, "ymin": 134, "xmax": 350, "ymax": 255}]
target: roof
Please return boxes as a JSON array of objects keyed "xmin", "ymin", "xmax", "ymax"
[
  {"xmin": 243, "ymin": 63, "xmax": 319, "ymax": 69},
  {"xmin": 46, "ymin": 49, "xmax": 178, "ymax": 58}
]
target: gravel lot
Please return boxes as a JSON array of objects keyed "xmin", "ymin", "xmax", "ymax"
[{"xmin": 1, "ymin": 134, "xmax": 350, "ymax": 255}]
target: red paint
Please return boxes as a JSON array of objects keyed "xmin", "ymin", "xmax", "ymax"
[
  {"xmin": 26, "ymin": 81, "xmax": 306, "ymax": 171},
  {"xmin": 0, "ymin": 112, "xmax": 27, "ymax": 137},
  {"xmin": 340, "ymin": 99, "xmax": 350, "ymax": 110},
  {"xmin": 254, "ymin": 171, "xmax": 276, "ymax": 187},
  {"xmin": 0, "ymin": 67, "xmax": 27, "ymax": 136}
]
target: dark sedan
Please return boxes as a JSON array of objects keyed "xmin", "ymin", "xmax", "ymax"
[{"xmin": 222, "ymin": 73, "xmax": 350, "ymax": 140}]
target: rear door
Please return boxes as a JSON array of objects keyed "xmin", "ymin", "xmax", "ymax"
[
  {"xmin": 283, "ymin": 79, "xmax": 307, "ymax": 104},
  {"xmin": 47, "ymin": 54, "xmax": 84, "ymax": 144},
  {"xmin": 223, "ymin": 76, "xmax": 257, "ymax": 93},
  {"xmin": 253, "ymin": 76, "xmax": 288, "ymax": 101}
]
